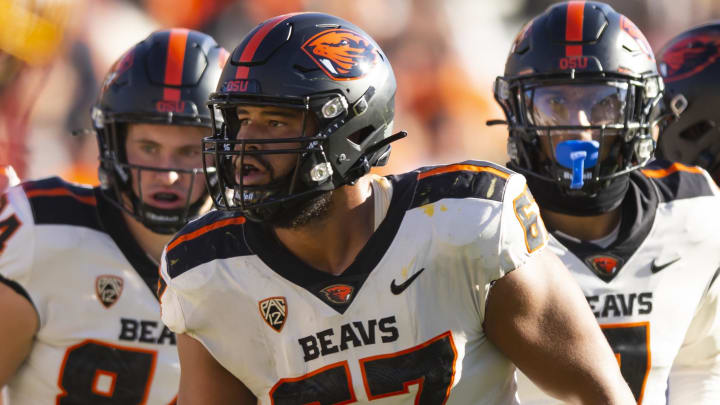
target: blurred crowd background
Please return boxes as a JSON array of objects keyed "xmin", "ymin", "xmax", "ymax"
[{"xmin": 2, "ymin": 0, "xmax": 720, "ymax": 185}]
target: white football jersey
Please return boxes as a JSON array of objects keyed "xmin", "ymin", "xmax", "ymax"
[
  {"xmin": 0, "ymin": 177, "xmax": 179, "ymax": 404},
  {"xmin": 517, "ymin": 160, "xmax": 720, "ymax": 405},
  {"xmin": 0, "ymin": 165, "xmax": 20, "ymax": 191},
  {"xmin": 160, "ymin": 161, "xmax": 549, "ymax": 404}
]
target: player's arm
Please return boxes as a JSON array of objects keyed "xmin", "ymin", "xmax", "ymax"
[
  {"xmin": 176, "ymin": 333, "xmax": 256, "ymax": 404},
  {"xmin": 0, "ymin": 280, "xmax": 37, "ymax": 386},
  {"xmin": 0, "ymin": 188, "xmax": 37, "ymax": 387},
  {"xmin": 668, "ymin": 268, "xmax": 720, "ymax": 404},
  {"xmin": 484, "ymin": 248, "xmax": 634, "ymax": 405}
]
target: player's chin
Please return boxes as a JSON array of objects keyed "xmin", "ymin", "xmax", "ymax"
[{"xmin": 267, "ymin": 190, "xmax": 333, "ymax": 229}]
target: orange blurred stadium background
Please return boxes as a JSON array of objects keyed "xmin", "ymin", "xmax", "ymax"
[{"xmin": 2, "ymin": 0, "xmax": 719, "ymax": 185}]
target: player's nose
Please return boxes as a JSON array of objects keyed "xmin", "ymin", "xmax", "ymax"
[{"xmin": 571, "ymin": 110, "xmax": 593, "ymax": 141}]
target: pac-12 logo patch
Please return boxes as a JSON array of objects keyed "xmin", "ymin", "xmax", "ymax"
[
  {"xmin": 319, "ymin": 284, "xmax": 354, "ymax": 305},
  {"xmin": 96, "ymin": 275, "xmax": 124, "ymax": 308},
  {"xmin": 259, "ymin": 296, "xmax": 287, "ymax": 332},
  {"xmin": 302, "ymin": 28, "xmax": 380, "ymax": 80}
]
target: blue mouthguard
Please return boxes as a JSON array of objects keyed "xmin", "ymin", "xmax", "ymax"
[{"xmin": 555, "ymin": 140, "xmax": 599, "ymax": 189}]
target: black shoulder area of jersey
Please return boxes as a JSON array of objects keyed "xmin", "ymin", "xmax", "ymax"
[
  {"xmin": 640, "ymin": 159, "xmax": 716, "ymax": 203},
  {"xmin": 21, "ymin": 177, "xmax": 102, "ymax": 231},
  {"xmin": 408, "ymin": 160, "xmax": 513, "ymax": 209},
  {"xmin": 165, "ymin": 210, "xmax": 251, "ymax": 279}
]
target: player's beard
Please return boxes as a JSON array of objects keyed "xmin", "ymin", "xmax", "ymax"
[{"xmin": 267, "ymin": 190, "xmax": 334, "ymax": 229}]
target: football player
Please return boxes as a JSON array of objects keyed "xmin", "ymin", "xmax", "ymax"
[
  {"xmin": 0, "ymin": 29, "xmax": 227, "ymax": 403},
  {"xmin": 656, "ymin": 22, "xmax": 720, "ymax": 186},
  {"xmin": 492, "ymin": 2, "xmax": 720, "ymax": 404},
  {"xmin": 159, "ymin": 12, "xmax": 634, "ymax": 404}
]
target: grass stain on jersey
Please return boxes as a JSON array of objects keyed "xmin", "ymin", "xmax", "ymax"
[
  {"xmin": 400, "ymin": 257, "xmax": 415, "ymax": 279},
  {"xmin": 487, "ymin": 178, "xmax": 497, "ymax": 198}
]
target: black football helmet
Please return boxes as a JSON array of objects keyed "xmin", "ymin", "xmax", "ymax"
[
  {"xmin": 204, "ymin": 12, "xmax": 401, "ymax": 222},
  {"xmin": 656, "ymin": 22, "xmax": 720, "ymax": 184},
  {"xmin": 93, "ymin": 29, "xmax": 228, "ymax": 234},
  {"xmin": 492, "ymin": 1, "xmax": 664, "ymax": 216}
]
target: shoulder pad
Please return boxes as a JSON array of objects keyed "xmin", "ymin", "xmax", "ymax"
[
  {"xmin": 641, "ymin": 159, "xmax": 716, "ymax": 202},
  {"xmin": 22, "ymin": 177, "xmax": 101, "ymax": 231},
  {"xmin": 410, "ymin": 160, "xmax": 513, "ymax": 209},
  {"xmin": 165, "ymin": 210, "xmax": 250, "ymax": 279}
]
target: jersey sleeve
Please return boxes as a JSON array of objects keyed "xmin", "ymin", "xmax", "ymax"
[
  {"xmin": 158, "ymin": 249, "xmax": 188, "ymax": 335},
  {"xmin": 497, "ymin": 172, "xmax": 549, "ymax": 274},
  {"xmin": 469, "ymin": 172, "xmax": 549, "ymax": 319},
  {"xmin": 0, "ymin": 185, "xmax": 36, "ymax": 307},
  {"xmin": 669, "ymin": 270, "xmax": 720, "ymax": 404}
]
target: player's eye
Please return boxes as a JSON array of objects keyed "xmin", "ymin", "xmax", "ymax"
[
  {"xmin": 179, "ymin": 146, "xmax": 200, "ymax": 158},
  {"xmin": 140, "ymin": 143, "xmax": 159, "ymax": 154},
  {"xmin": 548, "ymin": 96, "xmax": 565, "ymax": 107}
]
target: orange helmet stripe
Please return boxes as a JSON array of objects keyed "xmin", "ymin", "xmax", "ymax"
[
  {"xmin": 163, "ymin": 28, "xmax": 190, "ymax": 101},
  {"xmin": 565, "ymin": 1, "xmax": 585, "ymax": 57},
  {"xmin": 234, "ymin": 13, "xmax": 300, "ymax": 79}
]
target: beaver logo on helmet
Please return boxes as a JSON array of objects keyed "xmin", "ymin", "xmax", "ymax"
[
  {"xmin": 101, "ymin": 50, "xmax": 134, "ymax": 92},
  {"xmin": 659, "ymin": 33, "xmax": 720, "ymax": 83},
  {"xmin": 302, "ymin": 29, "xmax": 380, "ymax": 80},
  {"xmin": 620, "ymin": 16, "xmax": 654, "ymax": 61},
  {"xmin": 510, "ymin": 21, "xmax": 532, "ymax": 54}
]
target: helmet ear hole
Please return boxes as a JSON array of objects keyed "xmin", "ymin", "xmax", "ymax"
[
  {"xmin": 679, "ymin": 120, "xmax": 715, "ymax": 141},
  {"xmin": 347, "ymin": 126, "xmax": 375, "ymax": 146}
]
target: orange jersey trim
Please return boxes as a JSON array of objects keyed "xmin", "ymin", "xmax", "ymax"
[
  {"xmin": 166, "ymin": 216, "xmax": 246, "ymax": 253},
  {"xmin": 641, "ymin": 162, "xmax": 704, "ymax": 178},
  {"xmin": 25, "ymin": 187, "xmax": 96, "ymax": 205},
  {"xmin": 269, "ymin": 361, "xmax": 357, "ymax": 404},
  {"xmin": 417, "ymin": 164, "xmax": 511, "ymax": 181},
  {"xmin": 56, "ymin": 339, "xmax": 158, "ymax": 404},
  {"xmin": 91, "ymin": 370, "xmax": 117, "ymax": 397},
  {"xmin": 601, "ymin": 321, "xmax": 651, "ymax": 405},
  {"xmin": 359, "ymin": 331, "xmax": 457, "ymax": 403}
]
